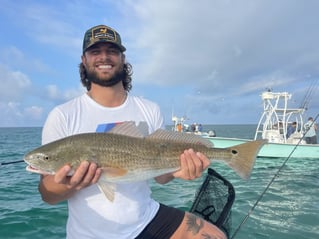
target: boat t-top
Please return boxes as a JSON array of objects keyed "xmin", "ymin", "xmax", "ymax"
[{"xmin": 254, "ymin": 91, "xmax": 306, "ymax": 145}]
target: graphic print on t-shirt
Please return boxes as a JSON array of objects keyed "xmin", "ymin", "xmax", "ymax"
[{"xmin": 96, "ymin": 122, "xmax": 122, "ymax": 133}]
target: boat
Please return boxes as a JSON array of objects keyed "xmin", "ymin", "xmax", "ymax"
[
  {"xmin": 203, "ymin": 90, "xmax": 319, "ymax": 158},
  {"xmin": 171, "ymin": 115, "xmax": 216, "ymax": 137}
]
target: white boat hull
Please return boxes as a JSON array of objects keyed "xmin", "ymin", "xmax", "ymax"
[{"xmin": 205, "ymin": 136, "xmax": 319, "ymax": 158}]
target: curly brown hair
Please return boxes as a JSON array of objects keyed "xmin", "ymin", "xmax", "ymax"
[{"xmin": 79, "ymin": 62, "xmax": 133, "ymax": 91}]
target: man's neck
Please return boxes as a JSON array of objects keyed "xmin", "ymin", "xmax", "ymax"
[{"xmin": 87, "ymin": 83, "xmax": 127, "ymax": 107}]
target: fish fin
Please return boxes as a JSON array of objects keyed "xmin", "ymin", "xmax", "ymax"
[
  {"xmin": 97, "ymin": 167, "xmax": 128, "ymax": 201},
  {"xmin": 97, "ymin": 181, "xmax": 116, "ymax": 202},
  {"xmin": 102, "ymin": 167, "xmax": 128, "ymax": 177},
  {"xmin": 227, "ymin": 140, "xmax": 267, "ymax": 179},
  {"xmin": 148, "ymin": 129, "xmax": 213, "ymax": 147},
  {"xmin": 136, "ymin": 121, "xmax": 149, "ymax": 136},
  {"xmin": 108, "ymin": 121, "xmax": 148, "ymax": 138}
]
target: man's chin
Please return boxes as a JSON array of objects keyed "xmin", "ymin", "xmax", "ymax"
[
  {"xmin": 87, "ymin": 68, "xmax": 125, "ymax": 88},
  {"xmin": 90, "ymin": 76, "xmax": 122, "ymax": 88}
]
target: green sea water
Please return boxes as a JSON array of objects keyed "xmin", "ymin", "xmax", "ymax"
[{"xmin": 0, "ymin": 126, "xmax": 318, "ymax": 239}]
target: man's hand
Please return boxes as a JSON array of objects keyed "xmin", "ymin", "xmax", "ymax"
[
  {"xmin": 155, "ymin": 149, "xmax": 210, "ymax": 184},
  {"xmin": 54, "ymin": 161, "xmax": 102, "ymax": 191},
  {"xmin": 172, "ymin": 149, "xmax": 210, "ymax": 180},
  {"xmin": 39, "ymin": 161, "xmax": 102, "ymax": 204}
]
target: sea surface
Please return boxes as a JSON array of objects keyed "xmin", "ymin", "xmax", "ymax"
[{"xmin": 0, "ymin": 125, "xmax": 318, "ymax": 239}]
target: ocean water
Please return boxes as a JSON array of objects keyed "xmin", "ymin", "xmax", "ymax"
[{"xmin": 0, "ymin": 126, "xmax": 318, "ymax": 239}]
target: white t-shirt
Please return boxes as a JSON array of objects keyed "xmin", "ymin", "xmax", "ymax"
[
  {"xmin": 304, "ymin": 120, "xmax": 317, "ymax": 137},
  {"xmin": 42, "ymin": 93, "xmax": 164, "ymax": 239}
]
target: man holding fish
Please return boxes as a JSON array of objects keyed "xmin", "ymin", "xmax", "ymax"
[{"xmin": 32, "ymin": 24, "xmax": 254, "ymax": 239}]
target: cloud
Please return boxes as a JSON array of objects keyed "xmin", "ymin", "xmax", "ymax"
[
  {"xmin": 0, "ymin": 64, "xmax": 31, "ymax": 101},
  {"xmin": 128, "ymin": 0, "xmax": 319, "ymax": 98},
  {"xmin": 0, "ymin": 1, "xmax": 83, "ymax": 56},
  {"xmin": 0, "ymin": 63, "xmax": 83, "ymax": 126},
  {"xmin": 0, "ymin": 46, "xmax": 53, "ymax": 73},
  {"xmin": 24, "ymin": 106, "xmax": 43, "ymax": 120},
  {"xmin": 0, "ymin": 0, "xmax": 318, "ymax": 126},
  {"xmin": 0, "ymin": 101, "xmax": 44, "ymax": 127},
  {"xmin": 0, "ymin": 101, "xmax": 22, "ymax": 126},
  {"xmin": 45, "ymin": 84, "xmax": 85, "ymax": 102}
]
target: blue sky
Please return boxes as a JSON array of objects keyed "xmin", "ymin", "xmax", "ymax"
[{"xmin": 0, "ymin": 0, "xmax": 319, "ymax": 127}]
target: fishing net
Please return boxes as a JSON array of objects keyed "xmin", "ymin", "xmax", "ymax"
[{"xmin": 190, "ymin": 168, "xmax": 235, "ymax": 238}]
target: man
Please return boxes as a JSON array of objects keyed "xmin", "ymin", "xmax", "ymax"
[
  {"xmin": 39, "ymin": 24, "xmax": 226, "ymax": 239},
  {"xmin": 286, "ymin": 121, "xmax": 297, "ymax": 139},
  {"xmin": 304, "ymin": 117, "xmax": 318, "ymax": 144}
]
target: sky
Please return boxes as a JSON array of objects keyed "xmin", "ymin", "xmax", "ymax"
[{"xmin": 0, "ymin": 0, "xmax": 319, "ymax": 127}]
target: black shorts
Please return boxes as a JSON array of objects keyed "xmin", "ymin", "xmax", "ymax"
[{"xmin": 135, "ymin": 204, "xmax": 185, "ymax": 239}]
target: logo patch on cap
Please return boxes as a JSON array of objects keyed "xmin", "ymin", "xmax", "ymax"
[
  {"xmin": 83, "ymin": 25, "xmax": 126, "ymax": 53},
  {"xmin": 91, "ymin": 26, "xmax": 117, "ymax": 43}
]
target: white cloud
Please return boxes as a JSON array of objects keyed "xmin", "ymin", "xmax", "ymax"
[
  {"xmin": 0, "ymin": 46, "xmax": 53, "ymax": 73},
  {"xmin": 0, "ymin": 1, "xmax": 83, "ymax": 56},
  {"xmin": 0, "ymin": 101, "xmax": 45, "ymax": 127},
  {"xmin": 128, "ymin": 0, "xmax": 319, "ymax": 98},
  {"xmin": 46, "ymin": 85, "xmax": 60, "ymax": 100},
  {"xmin": 45, "ymin": 84, "xmax": 85, "ymax": 102},
  {"xmin": 24, "ymin": 106, "xmax": 43, "ymax": 120},
  {"xmin": 0, "ymin": 101, "xmax": 22, "ymax": 127},
  {"xmin": 0, "ymin": 64, "xmax": 31, "ymax": 101},
  {"xmin": 0, "ymin": 0, "xmax": 318, "ymax": 126}
]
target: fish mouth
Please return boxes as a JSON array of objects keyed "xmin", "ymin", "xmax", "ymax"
[{"xmin": 26, "ymin": 165, "xmax": 54, "ymax": 175}]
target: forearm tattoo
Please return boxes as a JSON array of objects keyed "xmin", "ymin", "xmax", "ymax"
[
  {"xmin": 186, "ymin": 214, "xmax": 220, "ymax": 239},
  {"xmin": 202, "ymin": 232, "xmax": 219, "ymax": 239},
  {"xmin": 186, "ymin": 214, "xmax": 204, "ymax": 235}
]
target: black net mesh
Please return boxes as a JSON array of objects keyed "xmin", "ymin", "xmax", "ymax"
[{"xmin": 189, "ymin": 168, "xmax": 235, "ymax": 237}]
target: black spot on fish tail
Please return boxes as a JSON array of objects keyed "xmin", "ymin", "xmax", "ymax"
[
  {"xmin": 226, "ymin": 140, "xmax": 266, "ymax": 179},
  {"xmin": 231, "ymin": 149, "xmax": 238, "ymax": 155}
]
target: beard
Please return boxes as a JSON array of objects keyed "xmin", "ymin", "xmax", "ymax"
[{"xmin": 86, "ymin": 66, "xmax": 125, "ymax": 88}]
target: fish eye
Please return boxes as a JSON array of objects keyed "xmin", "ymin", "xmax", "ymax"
[
  {"xmin": 231, "ymin": 149, "xmax": 238, "ymax": 155},
  {"xmin": 36, "ymin": 153, "xmax": 49, "ymax": 160}
]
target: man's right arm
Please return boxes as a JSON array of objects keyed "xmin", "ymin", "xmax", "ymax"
[{"xmin": 39, "ymin": 162, "xmax": 102, "ymax": 205}]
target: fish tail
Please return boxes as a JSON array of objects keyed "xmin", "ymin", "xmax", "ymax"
[{"xmin": 226, "ymin": 140, "xmax": 267, "ymax": 179}]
